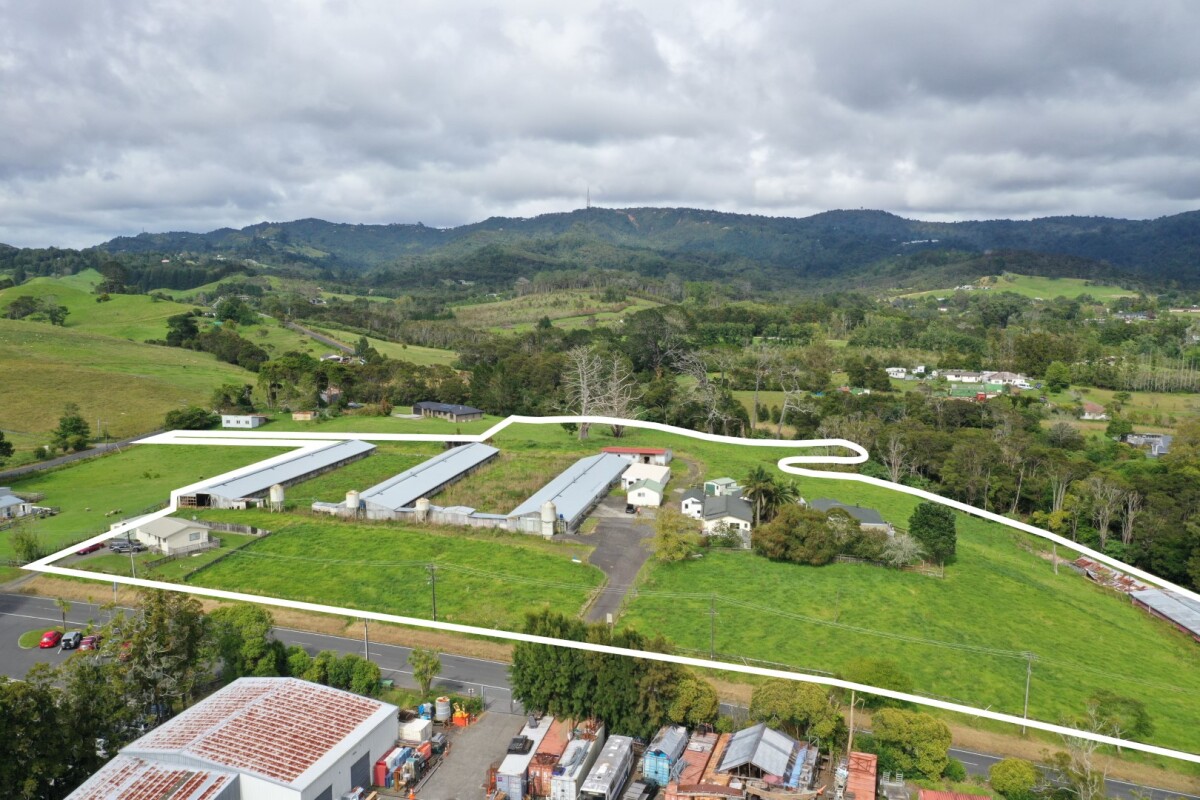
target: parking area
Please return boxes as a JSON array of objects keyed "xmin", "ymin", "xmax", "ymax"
[
  {"xmin": 417, "ymin": 711, "xmax": 523, "ymax": 800},
  {"xmin": 574, "ymin": 497, "xmax": 655, "ymax": 623}
]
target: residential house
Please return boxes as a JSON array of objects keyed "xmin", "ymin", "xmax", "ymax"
[
  {"xmin": 941, "ymin": 370, "xmax": 983, "ymax": 383},
  {"xmin": 808, "ymin": 498, "xmax": 892, "ymax": 534},
  {"xmin": 320, "ymin": 385, "xmax": 343, "ymax": 405},
  {"xmin": 704, "ymin": 477, "xmax": 741, "ymax": 497},
  {"xmin": 1123, "ymin": 432, "xmax": 1173, "ymax": 457},
  {"xmin": 1081, "ymin": 402, "xmax": 1109, "ymax": 421},
  {"xmin": 133, "ymin": 517, "xmax": 212, "ymax": 556},
  {"xmin": 68, "ymin": 678, "xmax": 398, "ymax": 800},
  {"xmin": 884, "ymin": 367, "xmax": 908, "ymax": 380},
  {"xmin": 983, "ymin": 370, "xmax": 1031, "ymax": 388},
  {"xmin": 682, "ymin": 489, "xmax": 754, "ymax": 537},
  {"xmin": 602, "ymin": 446, "xmax": 673, "ymax": 466},
  {"xmin": 220, "ymin": 414, "xmax": 269, "ymax": 429},
  {"xmin": 627, "ymin": 479, "xmax": 666, "ymax": 508},
  {"xmin": 412, "ymin": 401, "xmax": 485, "ymax": 423},
  {"xmin": 621, "ymin": 463, "xmax": 671, "ymax": 490},
  {"xmin": 0, "ymin": 487, "xmax": 33, "ymax": 520}
]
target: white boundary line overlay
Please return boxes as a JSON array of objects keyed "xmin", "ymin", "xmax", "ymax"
[{"xmin": 24, "ymin": 414, "xmax": 1200, "ymax": 764}]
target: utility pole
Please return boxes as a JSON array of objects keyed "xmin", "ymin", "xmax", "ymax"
[
  {"xmin": 709, "ymin": 594, "xmax": 717, "ymax": 659},
  {"xmin": 847, "ymin": 690, "xmax": 856, "ymax": 754},
  {"xmin": 1052, "ymin": 543, "xmax": 1059, "ymax": 575},
  {"xmin": 363, "ymin": 619, "xmax": 370, "ymax": 661},
  {"xmin": 1021, "ymin": 652, "xmax": 1035, "ymax": 735},
  {"xmin": 129, "ymin": 538, "xmax": 137, "ymax": 580},
  {"xmin": 427, "ymin": 564, "xmax": 438, "ymax": 622}
]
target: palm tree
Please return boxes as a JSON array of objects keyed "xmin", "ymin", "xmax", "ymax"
[
  {"xmin": 742, "ymin": 466, "xmax": 776, "ymax": 526},
  {"xmin": 55, "ymin": 597, "xmax": 70, "ymax": 632}
]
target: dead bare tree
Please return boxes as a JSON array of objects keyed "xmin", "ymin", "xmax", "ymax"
[
  {"xmin": 883, "ymin": 432, "xmax": 910, "ymax": 484},
  {"xmin": 598, "ymin": 353, "xmax": 641, "ymax": 437},
  {"xmin": 563, "ymin": 345, "xmax": 604, "ymax": 440},
  {"xmin": 1047, "ymin": 460, "xmax": 1078, "ymax": 513},
  {"xmin": 676, "ymin": 351, "xmax": 730, "ymax": 435},
  {"xmin": 748, "ymin": 344, "xmax": 778, "ymax": 431},
  {"xmin": 1120, "ymin": 491, "xmax": 1142, "ymax": 547},
  {"xmin": 1086, "ymin": 475, "xmax": 1126, "ymax": 550}
]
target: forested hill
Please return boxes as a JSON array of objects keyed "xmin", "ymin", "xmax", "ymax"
[{"xmin": 71, "ymin": 206, "xmax": 1200, "ymax": 289}]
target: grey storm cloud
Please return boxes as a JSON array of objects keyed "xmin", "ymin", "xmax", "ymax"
[{"xmin": 1, "ymin": 0, "xmax": 1199, "ymax": 247}]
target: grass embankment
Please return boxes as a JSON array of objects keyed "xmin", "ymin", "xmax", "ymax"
[
  {"xmin": 0, "ymin": 319, "xmax": 253, "ymax": 452},
  {"xmin": 305, "ymin": 325, "xmax": 459, "ymax": 367},
  {"xmin": 452, "ymin": 290, "xmax": 660, "ymax": 332},
  {"xmin": 1, "ymin": 445, "xmax": 288, "ymax": 582},
  {"xmin": 77, "ymin": 532, "xmax": 259, "ymax": 582},
  {"xmin": 184, "ymin": 509, "xmax": 603, "ymax": 630}
]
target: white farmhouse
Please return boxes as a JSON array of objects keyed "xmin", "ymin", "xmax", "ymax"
[
  {"xmin": 133, "ymin": 517, "xmax": 213, "ymax": 556},
  {"xmin": 620, "ymin": 463, "xmax": 671, "ymax": 490},
  {"xmin": 627, "ymin": 479, "xmax": 666, "ymax": 508}
]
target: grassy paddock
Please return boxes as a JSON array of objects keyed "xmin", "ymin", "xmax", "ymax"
[
  {"xmin": 453, "ymin": 290, "xmax": 660, "ymax": 331},
  {"xmin": 284, "ymin": 443, "xmax": 445, "ymax": 504},
  {"xmin": 184, "ymin": 510, "xmax": 602, "ymax": 630},
  {"xmin": 898, "ymin": 273, "xmax": 1137, "ymax": 301},
  {"xmin": 434, "ymin": 451, "xmax": 583, "ymax": 513},
  {"xmin": 248, "ymin": 411, "xmax": 499, "ymax": 435},
  {"xmin": 0, "ymin": 319, "xmax": 252, "ymax": 450},
  {"xmin": 0, "ymin": 445, "xmax": 287, "ymax": 582}
]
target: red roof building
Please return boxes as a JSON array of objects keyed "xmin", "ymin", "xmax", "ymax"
[
  {"xmin": 69, "ymin": 678, "xmax": 398, "ymax": 800},
  {"xmin": 846, "ymin": 752, "xmax": 878, "ymax": 800},
  {"xmin": 601, "ymin": 446, "xmax": 673, "ymax": 465}
]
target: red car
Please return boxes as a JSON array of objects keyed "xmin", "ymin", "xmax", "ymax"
[
  {"xmin": 38, "ymin": 630, "xmax": 62, "ymax": 649},
  {"xmin": 76, "ymin": 541, "xmax": 105, "ymax": 555},
  {"xmin": 79, "ymin": 635, "xmax": 101, "ymax": 651}
]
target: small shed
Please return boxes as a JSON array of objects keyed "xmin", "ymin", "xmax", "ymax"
[
  {"xmin": 627, "ymin": 479, "xmax": 666, "ymax": 508},
  {"xmin": 0, "ymin": 488, "xmax": 33, "ymax": 520},
  {"xmin": 221, "ymin": 414, "xmax": 269, "ymax": 429},
  {"xmin": 641, "ymin": 725, "xmax": 689, "ymax": 787},
  {"xmin": 716, "ymin": 723, "xmax": 797, "ymax": 781},
  {"xmin": 133, "ymin": 517, "xmax": 211, "ymax": 556},
  {"xmin": 846, "ymin": 751, "xmax": 878, "ymax": 800},
  {"xmin": 704, "ymin": 478, "xmax": 741, "ymax": 497},
  {"xmin": 291, "ymin": 410, "xmax": 318, "ymax": 421}
]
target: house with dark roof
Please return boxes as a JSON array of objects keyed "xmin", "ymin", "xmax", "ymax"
[
  {"xmin": 1123, "ymin": 432, "xmax": 1173, "ymax": 457},
  {"xmin": 412, "ymin": 401, "xmax": 485, "ymax": 423},
  {"xmin": 808, "ymin": 498, "xmax": 892, "ymax": 534},
  {"xmin": 681, "ymin": 488, "xmax": 754, "ymax": 539}
]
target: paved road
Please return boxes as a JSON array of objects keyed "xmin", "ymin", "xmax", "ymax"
[
  {"xmin": 0, "ymin": 431, "xmax": 161, "ymax": 483},
  {"xmin": 2, "ymin": 594, "xmax": 1195, "ymax": 799},
  {"xmin": 575, "ymin": 496, "xmax": 655, "ymax": 623},
  {"xmin": 282, "ymin": 320, "xmax": 353, "ymax": 354}
]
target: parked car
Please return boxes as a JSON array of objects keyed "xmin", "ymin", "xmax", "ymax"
[
  {"xmin": 76, "ymin": 542, "xmax": 105, "ymax": 555},
  {"xmin": 79, "ymin": 635, "xmax": 101, "ymax": 651},
  {"xmin": 60, "ymin": 631, "xmax": 83, "ymax": 651},
  {"xmin": 110, "ymin": 539, "xmax": 146, "ymax": 553},
  {"xmin": 38, "ymin": 630, "xmax": 62, "ymax": 649},
  {"xmin": 624, "ymin": 503, "xmax": 636, "ymax": 514}
]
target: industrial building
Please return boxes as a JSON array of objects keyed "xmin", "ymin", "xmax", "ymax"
[
  {"xmin": 180, "ymin": 439, "xmax": 376, "ymax": 509},
  {"xmin": 68, "ymin": 678, "xmax": 398, "ymax": 800},
  {"xmin": 311, "ymin": 442, "xmax": 500, "ymax": 519},
  {"xmin": 508, "ymin": 452, "xmax": 628, "ymax": 534},
  {"xmin": 716, "ymin": 722, "xmax": 798, "ymax": 782},
  {"xmin": 1129, "ymin": 588, "xmax": 1200, "ymax": 643},
  {"xmin": 620, "ymin": 463, "xmax": 671, "ymax": 490}
]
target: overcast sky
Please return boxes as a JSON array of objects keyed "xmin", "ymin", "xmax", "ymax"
[{"xmin": 2, "ymin": 1, "xmax": 1199, "ymax": 248}]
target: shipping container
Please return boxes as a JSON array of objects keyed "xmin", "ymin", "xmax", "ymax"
[
  {"xmin": 551, "ymin": 725, "xmax": 607, "ymax": 800},
  {"xmin": 528, "ymin": 719, "xmax": 571, "ymax": 796},
  {"xmin": 496, "ymin": 716, "xmax": 557, "ymax": 800},
  {"xmin": 579, "ymin": 735, "xmax": 634, "ymax": 800},
  {"xmin": 641, "ymin": 725, "xmax": 688, "ymax": 787}
]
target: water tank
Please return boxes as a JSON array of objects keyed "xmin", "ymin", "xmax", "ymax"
[
  {"xmin": 269, "ymin": 484, "xmax": 285, "ymax": 511},
  {"xmin": 434, "ymin": 696, "xmax": 452, "ymax": 722},
  {"xmin": 415, "ymin": 497, "xmax": 431, "ymax": 523},
  {"xmin": 345, "ymin": 490, "xmax": 360, "ymax": 511}
]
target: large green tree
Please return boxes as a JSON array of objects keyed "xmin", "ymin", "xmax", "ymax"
[
  {"xmin": 51, "ymin": 403, "xmax": 91, "ymax": 453},
  {"xmin": 408, "ymin": 648, "xmax": 442, "ymax": 695},
  {"xmin": 748, "ymin": 679, "xmax": 844, "ymax": 741},
  {"xmin": 752, "ymin": 504, "xmax": 839, "ymax": 566},
  {"xmin": 908, "ymin": 502, "xmax": 956, "ymax": 564},
  {"xmin": 871, "ymin": 708, "xmax": 953, "ymax": 778},
  {"xmin": 209, "ymin": 604, "xmax": 281, "ymax": 679}
]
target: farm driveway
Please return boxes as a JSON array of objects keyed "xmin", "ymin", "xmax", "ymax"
[{"xmin": 577, "ymin": 497, "xmax": 654, "ymax": 624}]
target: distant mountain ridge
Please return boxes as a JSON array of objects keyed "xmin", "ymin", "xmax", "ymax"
[{"xmin": 84, "ymin": 206, "xmax": 1200, "ymax": 289}]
